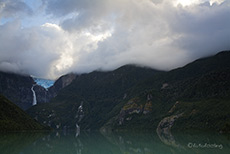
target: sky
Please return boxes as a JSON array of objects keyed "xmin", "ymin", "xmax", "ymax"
[{"xmin": 0, "ymin": 0, "xmax": 229, "ymax": 79}]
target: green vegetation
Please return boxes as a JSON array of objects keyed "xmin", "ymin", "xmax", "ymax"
[
  {"xmin": 27, "ymin": 51, "xmax": 230, "ymax": 133},
  {"xmin": 0, "ymin": 95, "xmax": 46, "ymax": 131},
  {"xmin": 28, "ymin": 65, "xmax": 161, "ymax": 130},
  {"xmin": 171, "ymin": 99, "xmax": 230, "ymax": 133}
]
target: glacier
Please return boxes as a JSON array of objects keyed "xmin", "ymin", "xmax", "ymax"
[{"xmin": 33, "ymin": 78, "xmax": 55, "ymax": 89}]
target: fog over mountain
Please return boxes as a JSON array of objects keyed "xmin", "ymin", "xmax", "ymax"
[{"xmin": 0, "ymin": 0, "xmax": 229, "ymax": 79}]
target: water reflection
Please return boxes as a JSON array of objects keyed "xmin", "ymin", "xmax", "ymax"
[
  {"xmin": 103, "ymin": 130, "xmax": 230, "ymax": 154},
  {"xmin": 22, "ymin": 130, "xmax": 121, "ymax": 154},
  {"xmin": 157, "ymin": 125, "xmax": 182, "ymax": 148},
  {"xmin": 101, "ymin": 131, "xmax": 172, "ymax": 154},
  {"xmin": 156, "ymin": 127, "xmax": 230, "ymax": 154},
  {"xmin": 0, "ymin": 130, "xmax": 229, "ymax": 154},
  {"xmin": 0, "ymin": 132, "xmax": 47, "ymax": 154}
]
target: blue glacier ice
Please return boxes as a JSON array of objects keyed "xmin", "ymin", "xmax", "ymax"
[{"xmin": 33, "ymin": 77, "xmax": 55, "ymax": 89}]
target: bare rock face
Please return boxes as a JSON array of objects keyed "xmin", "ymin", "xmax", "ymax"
[
  {"xmin": 48, "ymin": 73, "xmax": 77, "ymax": 98},
  {"xmin": 118, "ymin": 100, "xmax": 143, "ymax": 125},
  {"xmin": 0, "ymin": 71, "xmax": 34, "ymax": 110},
  {"xmin": 61, "ymin": 74, "xmax": 77, "ymax": 88},
  {"xmin": 31, "ymin": 74, "xmax": 77, "ymax": 105},
  {"xmin": 0, "ymin": 71, "xmax": 77, "ymax": 110},
  {"xmin": 117, "ymin": 97, "xmax": 153, "ymax": 125},
  {"xmin": 34, "ymin": 85, "xmax": 51, "ymax": 104}
]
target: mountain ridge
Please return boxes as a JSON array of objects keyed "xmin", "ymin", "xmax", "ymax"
[
  {"xmin": 27, "ymin": 50, "xmax": 230, "ymax": 133},
  {"xmin": 0, "ymin": 95, "xmax": 46, "ymax": 131},
  {"xmin": 1, "ymin": 50, "xmax": 230, "ymax": 133}
]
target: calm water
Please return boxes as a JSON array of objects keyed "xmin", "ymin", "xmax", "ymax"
[{"xmin": 0, "ymin": 130, "xmax": 229, "ymax": 154}]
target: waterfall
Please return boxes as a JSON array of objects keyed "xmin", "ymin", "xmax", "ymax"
[
  {"xmin": 31, "ymin": 85, "xmax": 37, "ymax": 106},
  {"xmin": 75, "ymin": 102, "xmax": 84, "ymax": 136},
  {"xmin": 75, "ymin": 102, "xmax": 84, "ymax": 122}
]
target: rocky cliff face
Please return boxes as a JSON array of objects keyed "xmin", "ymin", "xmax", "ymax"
[
  {"xmin": 48, "ymin": 73, "xmax": 77, "ymax": 98},
  {"xmin": 0, "ymin": 71, "xmax": 77, "ymax": 110},
  {"xmin": 34, "ymin": 85, "xmax": 51, "ymax": 104},
  {"xmin": 27, "ymin": 65, "xmax": 160, "ymax": 130},
  {"xmin": 0, "ymin": 71, "xmax": 34, "ymax": 110},
  {"xmin": 34, "ymin": 74, "xmax": 77, "ymax": 104},
  {"xmin": 12, "ymin": 51, "xmax": 230, "ymax": 132},
  {"xmin": 114, "ymin": 93, "xmax": 154, "ymax": 127}
]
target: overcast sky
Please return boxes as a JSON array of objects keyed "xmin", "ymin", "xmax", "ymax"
[{"xmin": 0, "ymin": 0, "xmax": 229, "ymax": 79}]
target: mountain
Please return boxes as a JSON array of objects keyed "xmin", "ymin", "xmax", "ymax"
[
  {"xmin": 0, "ymin": 70, "xmax": 77, "ymax": 110},
  {"xmin": 48, "ymin": 73, "xmax": 77, "ymax": 98},
  {"xmin": 109, "ymin": 51, "xmax": 230, "ymax": 132},
  {"xmin": 0, "ymin": 95, "xmax": 46, "ymax": 131},
  {"xmin": 0, "ymin": 71, "xmax": 54, "ymax": 110},
  {"xmin": 27, "ymin": 51, "xmax": 230, "ymax": 133},
  {"xmin": 0, "ymin": 71, "xmax": 35, "ymax": 110},
  {"xmin": 107, "ymin": 51, "xmax": 230, "ymax": 132},
  {"xmin": 0, "ymin": 71, "xmax": 77, "ymax": 131},
  {"xmin": 27, "ymin": 65, "xmax": 161, "ymax": 130}
]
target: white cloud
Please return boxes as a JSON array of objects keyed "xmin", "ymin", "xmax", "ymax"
[
  {"xmin": 0, "ymin": 0, "xmax": 32, "ymax": 19},
  {"xmin": 0, "ymin": 0, "xmax": 230, "ymax": 79}
]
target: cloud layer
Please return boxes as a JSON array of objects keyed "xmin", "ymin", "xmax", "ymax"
[{"xmin": 0, "ymin": 0, "xmax": 230, "ymax": 79}]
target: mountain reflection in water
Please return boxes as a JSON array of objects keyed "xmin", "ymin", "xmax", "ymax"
[{"xmin": 0, "ymin": 130, "xmax": 229, "ymax": 154}]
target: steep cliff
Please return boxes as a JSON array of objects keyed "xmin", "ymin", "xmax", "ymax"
[
  {"xmin": 48, "ymin": 73, "xmax": 77, "ymax": 98},
  {"xmin": 27, "ymin": 65, "xmax": 161, "ymax": 130},
  {"xmin": 0, "ymin": 72, "xmax": 34, "ymax": 110},
  {"xmin": 28, "ymin": 51, "xmax": 230, "ymax": 133}
]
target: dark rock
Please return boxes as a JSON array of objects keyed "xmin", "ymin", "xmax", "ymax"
[
  {"xmin": 48, "ymin": 73, "xmax": 77, "ymax": 98},
  {"xmin": 34, "ymin": 85, "xmax": 52, "ymax": 104},
  {"xmin": 0, "ymin": 71, "xmax": 34, "ymax": 110}
]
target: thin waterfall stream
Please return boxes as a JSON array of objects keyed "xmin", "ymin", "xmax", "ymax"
[{"xmin": 31, "ymin": 84, "xmax": 37, "ymax": 106}]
